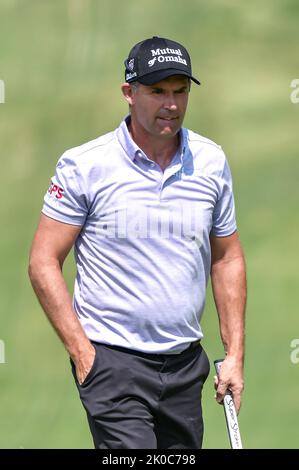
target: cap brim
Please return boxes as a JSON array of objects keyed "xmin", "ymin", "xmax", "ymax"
[{"xmin": 137, "ymin": 69, "xmax": 200, "ymax": 86}]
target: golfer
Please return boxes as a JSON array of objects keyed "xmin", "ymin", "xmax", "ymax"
[{"xmin": 29, "ymin": 36, "xmax": 246, "ymax": 449}]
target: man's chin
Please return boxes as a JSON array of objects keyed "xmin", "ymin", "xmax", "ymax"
[
  {"xmin": 160, "ymin": 127, "xmax": 180, "ymax": 137},
  {"xmin": 157, "ymin": 122, "xmax": 181, "ymax": 137}
]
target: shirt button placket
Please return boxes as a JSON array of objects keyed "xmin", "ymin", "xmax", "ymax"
[{"xmin": 159, "ymin": 178, "xmax": 163, "ymax": 199}]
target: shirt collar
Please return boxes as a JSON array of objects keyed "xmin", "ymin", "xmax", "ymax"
[{"xmin": 116, "ymin": 115, "xmax": 187, "ymax": 165}]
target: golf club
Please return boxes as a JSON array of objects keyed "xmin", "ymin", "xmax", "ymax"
[{"xmin": 214, "ymin": 359, "xmax": 243, "ymax": 449}]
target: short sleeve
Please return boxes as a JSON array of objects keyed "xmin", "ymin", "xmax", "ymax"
[
  {"xmin": 211, "ymin": 158, "xmax": 237, "ymax": 237},
  {"xmin": 42, "ymin": 152, "xmax": 88, "ymax": 226}
]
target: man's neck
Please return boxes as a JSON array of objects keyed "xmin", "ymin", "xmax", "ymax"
[{"xmin": 128, "ymin": 119, "xmax": 180, "ymax": 172}]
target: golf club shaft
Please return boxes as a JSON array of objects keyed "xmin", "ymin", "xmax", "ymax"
[{"xmin": 214, "ymin": 359, "xmax": 243, "ymax": 449}]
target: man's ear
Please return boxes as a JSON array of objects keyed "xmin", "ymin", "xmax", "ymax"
[{"xmin": 121, "ymin": 82, "xmax": 135, "ymax": 106}]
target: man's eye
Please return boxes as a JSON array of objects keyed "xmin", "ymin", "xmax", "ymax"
[{"xmin": 152, "ymin": 89, "xmax": 163, "ymax": 94}]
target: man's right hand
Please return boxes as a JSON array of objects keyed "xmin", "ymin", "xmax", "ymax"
[{"xmin": 73, "ymin": 343, "xmax": 97, "ymax": 385}]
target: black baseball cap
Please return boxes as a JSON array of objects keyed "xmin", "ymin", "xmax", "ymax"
[{"xmin": 124, "ymin": 36, "xmax": 200, "ymax": 86}]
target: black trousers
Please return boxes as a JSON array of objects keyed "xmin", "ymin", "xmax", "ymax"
[{"xmin": 70, "ymin": 341, "xmax": 210, "ymax": 449}]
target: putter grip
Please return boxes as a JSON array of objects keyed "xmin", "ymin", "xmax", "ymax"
[{"xmin": 214, "ymin": 359, "xmax": 243, "ymax": 449}]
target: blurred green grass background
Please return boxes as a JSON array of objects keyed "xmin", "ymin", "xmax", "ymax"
[{"xmin": 1, "ymin": 0, "xmax": 298, "ymax": 448}]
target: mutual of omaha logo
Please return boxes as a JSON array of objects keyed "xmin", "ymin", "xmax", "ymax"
[
  {"xmin": 148, "ymin": 58, "xmax": 157, "ymax": 67},
  {"xmin": 148, "ymin": 48, "xmax": 187, "ymax": 67}
]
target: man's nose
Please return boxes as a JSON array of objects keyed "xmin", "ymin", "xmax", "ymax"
[{"xmin": 163, "ymin": 94, "xmax": 178, "ymax": 110}]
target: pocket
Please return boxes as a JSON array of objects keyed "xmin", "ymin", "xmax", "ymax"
[
  {"xmin": 200, "ymin": 346, "xmax": 210, "ymax": 382},
  {"xmin": 70, "ymin": 345, "xmax": 98, "ymax": 388}
]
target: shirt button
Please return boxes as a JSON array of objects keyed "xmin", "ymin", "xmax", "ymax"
[{"xmin": 150, "ymin": 163, "xmax": 155, "ymax": 168}]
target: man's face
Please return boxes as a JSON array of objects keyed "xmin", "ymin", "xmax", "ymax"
[{"xmin": 129, "ymin": 75, "xmax": 190, "ymax": 139}]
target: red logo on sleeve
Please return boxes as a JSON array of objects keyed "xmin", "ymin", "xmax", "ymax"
[{"xmin": 48, "ymin": 181, "xmax": 64, "ymax": 199}]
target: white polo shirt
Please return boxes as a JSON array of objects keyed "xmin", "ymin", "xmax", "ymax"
[{"xmin": 42, "ymin": 116, "xmax": 237, "ymax": 354}]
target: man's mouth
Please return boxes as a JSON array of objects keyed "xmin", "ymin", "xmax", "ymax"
[{"xmin": 157, "ymin": 116, "xmax": 178, "ymax": 121}]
